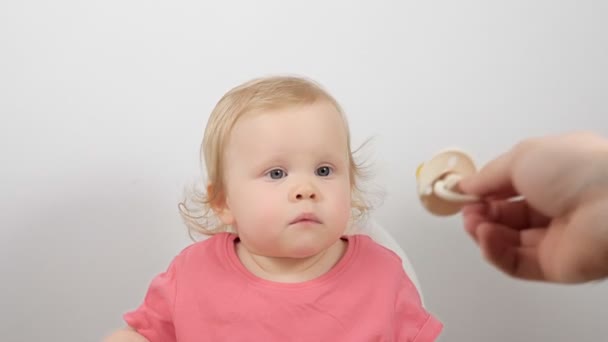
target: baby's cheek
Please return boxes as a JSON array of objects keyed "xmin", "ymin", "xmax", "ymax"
[
  {"xmin": 332, "ymin": 187, "xmax": 353, "ymax": 220},
  {"xmin": 250, "ymin": 195, "xmax": 284, "ymax": 223}
]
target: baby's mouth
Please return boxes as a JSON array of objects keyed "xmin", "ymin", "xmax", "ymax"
[{"xmin": 289, "ymin": 213, "xmax": 322, "ymax": 225}]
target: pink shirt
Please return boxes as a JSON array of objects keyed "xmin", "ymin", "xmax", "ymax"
[{"xmin": 124, "ymin": 233, "xmax": 442, "ymax": 341}]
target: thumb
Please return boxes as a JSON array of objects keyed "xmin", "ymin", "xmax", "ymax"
[{"xmin": 459, "ymin": 150, "xmax": 518, "ymax": 198}]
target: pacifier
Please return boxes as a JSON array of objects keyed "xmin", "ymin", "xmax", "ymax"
[{"xmin": 416, "ymin": 149, "xmax": 481, "ymax": 216}]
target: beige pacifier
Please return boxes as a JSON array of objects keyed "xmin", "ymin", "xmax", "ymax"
[{"xmin": 416, "ymin": 149, "xmax": 481, "ymax": 216}]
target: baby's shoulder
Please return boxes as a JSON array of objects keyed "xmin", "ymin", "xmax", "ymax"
[
  {"xmin": 349, "ymin": 234, "xmax": 406, "ymax": 271},
  {"xmin": 171, "ymin": 232, "xmax": 235, "ymax": 269},
  {"xmin": 344, "ymin": 234, "xmax": 417, "ymax": 292}
]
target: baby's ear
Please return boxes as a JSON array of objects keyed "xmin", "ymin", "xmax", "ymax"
[{"xmin": 207, "ymin": 183, "xmax": 235, "ymax": 225}]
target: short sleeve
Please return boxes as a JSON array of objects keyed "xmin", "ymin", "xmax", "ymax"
[
  {"xmin": 123, "ymin": 258, "xmax": 179, "ymax": 342},
  {"xmin": 394, "ymin": 275, "xmax": 443, "ymax": 341}
]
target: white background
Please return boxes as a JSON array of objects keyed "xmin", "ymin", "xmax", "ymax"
[{"xmin": 2, "ymin": 0, "xmax": 607, "ymax": 341}]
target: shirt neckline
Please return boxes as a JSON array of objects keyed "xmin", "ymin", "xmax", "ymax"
[{"xmin": 222, "ymin": 232, "xmax": 359, "ymax": 290}]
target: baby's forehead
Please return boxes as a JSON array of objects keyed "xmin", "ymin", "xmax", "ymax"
[
  {"xmin": 224, "ymin": 108, "xmax": 349, "ymax": 158},
  {"xmin": 240, "ymin": 104, "xmax": 345, "ymax": 134}
]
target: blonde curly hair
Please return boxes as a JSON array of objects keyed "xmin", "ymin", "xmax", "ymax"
[{"xmin": 179, "ymin": 75, "xmax": 372, "ymax": 239}]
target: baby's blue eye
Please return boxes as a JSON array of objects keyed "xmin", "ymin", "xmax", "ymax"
[
  {"xmin": 268, "ymin": 169, "xmax": 286, "ymax": 179},
  {"xmin": 316, "ymin": 166, "xmax": 332, "ymax": 177}
]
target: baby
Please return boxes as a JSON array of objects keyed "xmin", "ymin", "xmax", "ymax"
[{"xmin": 105, "ymin": 76, "xmax": 443, "ymax": 341}]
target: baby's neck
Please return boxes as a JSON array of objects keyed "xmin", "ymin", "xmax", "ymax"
[{"xmin": 235, "ymin": 239, "xmax": 348, "ymax": 283}]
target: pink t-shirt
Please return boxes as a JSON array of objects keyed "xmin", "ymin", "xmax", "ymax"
[{"xmin": 124, "ymin": 233, "xmax": 442, "ymax": 341}]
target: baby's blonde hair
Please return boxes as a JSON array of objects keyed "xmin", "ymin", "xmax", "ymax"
[{"xmin": 179, "ymin": 75, "xmax": 371, "ymax": 239}]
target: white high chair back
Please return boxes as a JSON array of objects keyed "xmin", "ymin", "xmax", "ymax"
[{"xmin": 355, "ymin": 219, "xmax": 424, "ymax": 304}]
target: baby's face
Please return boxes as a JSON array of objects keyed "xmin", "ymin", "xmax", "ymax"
[{"xmin": 220, "ymin": 101, "xmax": 352, "ymax": 258}]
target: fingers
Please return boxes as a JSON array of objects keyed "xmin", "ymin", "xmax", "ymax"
[
  {"xmin": 462, "ymin": 203, "xmax": 487, "ymax": 242},
  {"xmin": 476, "ymin": 222, "xmax": 547, "ymax": 281},
  {"xmin": 462, "ymin": 200, "xmax": 550, "ymax": 232},
  {"xmin": 458, "ymin": 150, "xmax": 519, "ymax": 199},
  {"xmin": 462, "ymin": 200, "xmax": 551, "ymax": 281},
  {"xmin": 488, "ymin": 200, "xmax": 551, "ymax": 230}
]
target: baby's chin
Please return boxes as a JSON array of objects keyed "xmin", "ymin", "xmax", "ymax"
[{"xmin": 281, "ymin": 235, "xmax": 345, "ymax": 259}]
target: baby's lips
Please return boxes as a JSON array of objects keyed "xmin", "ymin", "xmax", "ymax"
[{"xmin": 416, "ymin": 149, "xmax": 479, "ymax": 216}]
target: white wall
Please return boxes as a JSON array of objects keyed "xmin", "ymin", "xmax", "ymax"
[{"xmin": 2, "ymin": 0, "xmax": 607, "ymax": 341}]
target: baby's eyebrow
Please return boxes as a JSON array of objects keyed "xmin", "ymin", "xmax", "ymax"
[
  {"xmin": 247, "ymin": 149, "xmax": 347, "ymax": 165},
  {"xmin": 249, "ymin": 155, "xmax": 289, "ymax": 169},
  {"xmin": 319, "ymin": 152, "xmax": 348, "ymax": 163}
]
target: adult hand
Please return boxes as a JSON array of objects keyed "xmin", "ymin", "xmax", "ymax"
[{"xmin": 458, "ymin": 131, "xmax": 608, "ymax": 283}]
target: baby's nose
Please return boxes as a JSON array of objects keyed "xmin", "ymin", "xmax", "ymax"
[{"xmin": 289, "ymin": 183, "xmax": 318, "ymax": 201}]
